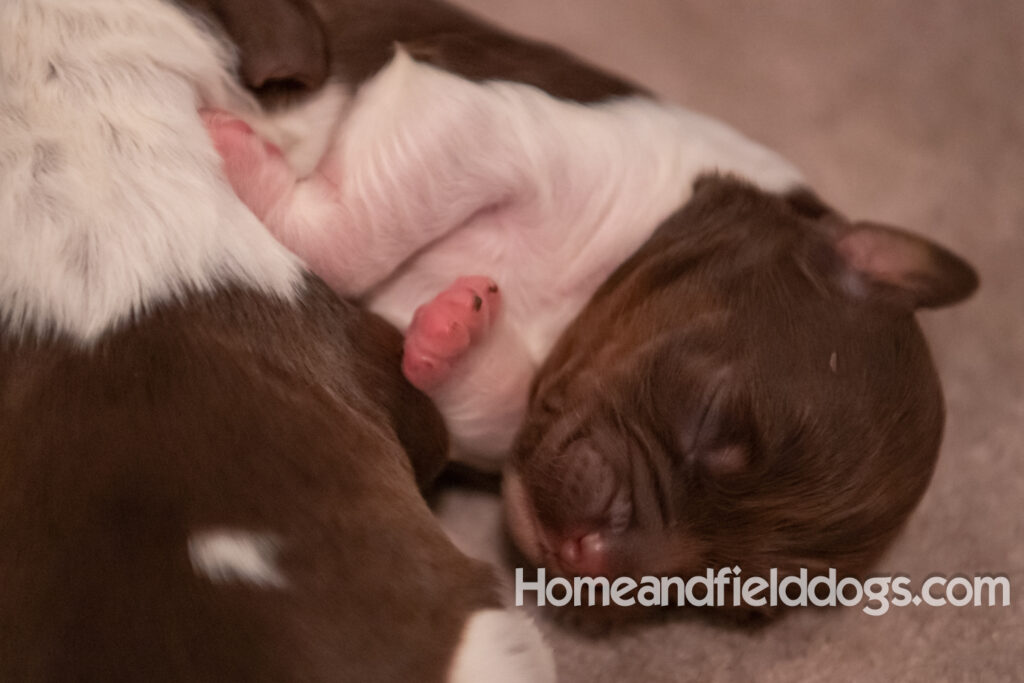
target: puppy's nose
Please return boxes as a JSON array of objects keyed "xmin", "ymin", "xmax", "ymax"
[{"xmin": 557, "ymin": 532, "xmax": 608, "ymax": 577}]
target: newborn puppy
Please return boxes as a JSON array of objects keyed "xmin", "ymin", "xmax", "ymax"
[
  {"xmin": 506, "ymin": 178, "xmax": 975, "ymax": 597},
  {"xmin": 0, "ymin": 0, "xmax": 553, "ymax": 679},
  {"xmin": 205, "ymin": 0, "xmax": 976, "ymax": 614}
]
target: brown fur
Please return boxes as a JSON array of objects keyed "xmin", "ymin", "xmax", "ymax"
[
  {"xmin": 507, "ymin": 175, "xmax": 976, "ymax": 621},
  {"xmin": 0, "ymin": 277, "xmax": 500, "ymax": 681},
  {"xmin": 180, "ymin": 0, "xmax": 642, "ymax": 106},
  {"xmin": 308, "ymin": 0, "xmax": 643, "ymax": 102},
  {"xmin": 182, "ymin": 0, "xmax": 330, "ymax": 93}
]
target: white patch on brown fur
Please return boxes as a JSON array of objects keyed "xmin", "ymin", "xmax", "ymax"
[{"xmin": 188, "ymin": 529, "xmax": 288, "ymax": 589}]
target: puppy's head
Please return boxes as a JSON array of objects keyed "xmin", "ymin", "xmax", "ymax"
[
  {"xmin": 180, "ymin": 0, "xmax": 328, "ymax": 98},
  {"xmin": 505, "ymin": 175, "xmax": 976, "ymax": 609}
]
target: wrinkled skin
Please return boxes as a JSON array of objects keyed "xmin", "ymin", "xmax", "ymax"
[{"xmin": 505, "ymin": 176, "xmax": 977, "ymax": 618}]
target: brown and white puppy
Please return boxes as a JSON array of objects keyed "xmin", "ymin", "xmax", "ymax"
[
  {"xmin": 203, "ymin": 0, "xmax": 976, "ymax": 620},
  {"xmin": 506, "ymin": 178, "xmax": 976, "ymax": 606},
  {"xmin": 0, "ymin": 0, "xmax": 553, "ymax": 680}
]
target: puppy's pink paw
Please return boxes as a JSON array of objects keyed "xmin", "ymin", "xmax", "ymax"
[
  {"xmin": 201, "ymin": 109, "xmax": 290, "ymax": 220},
  {"xmin": 403, "ymin": 276, "xmax": 501, "ymax": 391}
]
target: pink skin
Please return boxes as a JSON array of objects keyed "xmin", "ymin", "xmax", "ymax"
[
  {"xmin": 200, "ymin": 109, "xmax": 293, "ymax": 223},
  {"xmin": 402, "ymin": 276, "xmax": 501, "ymax": 392},
  {"xmin": 201, "ymin": 108, "xmax": 502, "ymax": 391}
]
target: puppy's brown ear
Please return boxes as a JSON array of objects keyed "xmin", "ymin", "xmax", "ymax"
[
  {"xmin": 836, "ymin": 222, "xmax": 978, "ymax": 309},
  {"xmin": 200, "ymin": 0, "xmax": 329, "ymax": 94}
]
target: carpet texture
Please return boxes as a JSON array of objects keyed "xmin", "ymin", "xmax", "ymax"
[{"xmin": 432, "ymin": 1, "xmax": 1024, "ymax": 681}]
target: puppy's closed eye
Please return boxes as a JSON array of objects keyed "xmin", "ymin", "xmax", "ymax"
[{"xmin": 682, "ymin": 376, "xmax": 752, "ymax": 478}]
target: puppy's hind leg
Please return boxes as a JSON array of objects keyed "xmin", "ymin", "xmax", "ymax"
[
  {"xmin": 402, "ymin": 276, "xmax": 502, "ymax": 392},
  {"xmin": 431, "ymin": 318, "xmax": 536, "ymax": 471},
  {"xmin": 396, "ymin": 275, "xmax": 531, "ymax": 468}
]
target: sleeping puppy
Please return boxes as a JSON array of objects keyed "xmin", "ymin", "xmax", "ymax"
[
  {"xmin": 204, "ymin": 0, "xmax": 977, "ymax": 617},
  {"xmin": 0, "ymin": 0, "xmax": 554, "ymax": 679}
]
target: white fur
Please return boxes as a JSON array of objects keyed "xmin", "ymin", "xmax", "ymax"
[
  {"xmin": 0, "ymin": 0, "xmax": 302, "ymax": 342},
  {"xmin": 249, "ymin": 82, "xmax": 350, "ymax": 177},
  {"xmin": 447, "ymin": 609, "xmax": 556, "ymax": 683},
  {"xmin": 252, "ymin": 51, "xmax": 805, "ymax": 468},
  {"xmin": 188, "ymin": 529, "xmax": 288, "ymax": 589}
]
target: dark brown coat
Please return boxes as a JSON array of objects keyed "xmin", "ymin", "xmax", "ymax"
[{"xmin": 0, "ymin": 278, "xmax": 499, "ymax": 681}]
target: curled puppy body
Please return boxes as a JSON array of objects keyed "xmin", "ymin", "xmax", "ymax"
[
  {"xmin": 208, "ymin": 0, "xmax": 977, "ymax": 617},
  {"xmin": 208, "ymin": 50, "xmax": 805, "ymax": 468},
  {"xmin": 0, "ymin": 1, "xmax": 554, "ymax": 680}
]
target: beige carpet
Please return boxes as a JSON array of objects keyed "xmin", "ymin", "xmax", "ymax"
[{"xmin": 432, "ymin": 1, "xmax": 1024, "ymax": 681}]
